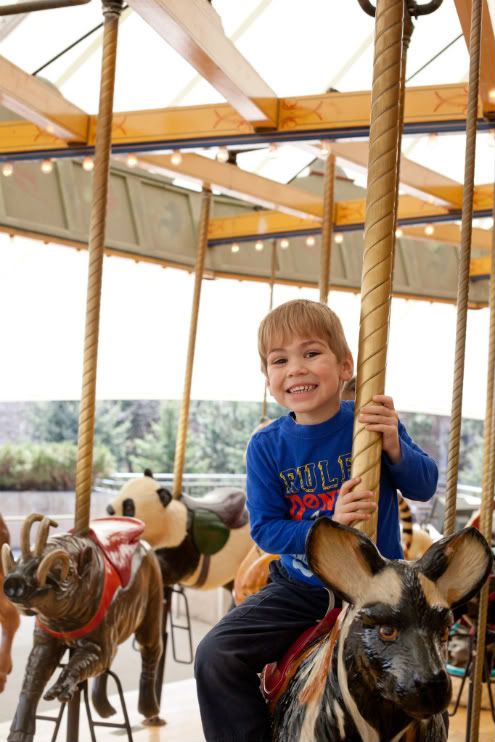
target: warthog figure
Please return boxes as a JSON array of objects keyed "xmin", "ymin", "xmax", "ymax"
[
  {"xmin": 269, "ymin": 519, "xmax": 493, "ymax": 742},
  {"xmin": 0, "ymin": 514, "xmax": 20, "ymax": 692},
  {"xmin": 1, "ymin": 513, "xmax": 163, "ymax": 742}
]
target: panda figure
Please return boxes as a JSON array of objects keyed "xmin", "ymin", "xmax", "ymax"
[{"xmin": 107, "ymin": 470, "xmax": 253, "ymax": 590}]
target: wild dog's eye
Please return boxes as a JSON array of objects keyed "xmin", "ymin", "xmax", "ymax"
[{"xmin": 378, "ymin": 625, "xmax": 399, "ymax": 642}]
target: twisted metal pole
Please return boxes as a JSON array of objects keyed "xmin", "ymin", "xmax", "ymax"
[
  {"xmin": 173, "ymin": 188, "xmax": 212, "ymax": 498},
  {"xmin": 261, "ymin": 239, "xmax": 277, "ymax": 419},
  {"xmin": 351, "ymin": 0, "xmax": 405, "ymax": 540},
  {"xmin": 442, "ymin": 0, "xmax": 483, "ymax": 539},
  {"xmin": 319, "ymin": 151, "xmax": 336, "ymax": 305},
  {"xmin": 74, "ymin": 0, "xmax": 124, "ymax": 535},
  {"xmin": 469, "ymin": 182, "xmax": 495, "ymax": 741}
]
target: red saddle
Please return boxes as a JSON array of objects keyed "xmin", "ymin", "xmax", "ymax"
[
  {"xmin": 88, "ymin": 516, "xmax": 145, "ymax": 588},
  {"xmin": 261, "ymin": 607, "xmax": 341, "ymax": 707}
]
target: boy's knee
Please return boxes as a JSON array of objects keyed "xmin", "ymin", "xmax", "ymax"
[{"xmin": 195, "ymin": 631, "xmax": 222, "ymax": 679}]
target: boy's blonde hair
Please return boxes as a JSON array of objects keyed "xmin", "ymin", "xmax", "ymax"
[{"xmin": 258, "ymin": 299, "xmax": 352, "ymax": 373}]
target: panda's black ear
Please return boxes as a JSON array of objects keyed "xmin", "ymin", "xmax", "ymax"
[
  {"xmin": 144, "ymin": 468, "xmax": 153, "ymax": 478},
  {"xmin": 156, "ymin": 488, "xmax": 172, "ymax": 508}
]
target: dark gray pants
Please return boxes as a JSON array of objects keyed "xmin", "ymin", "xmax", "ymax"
[{"xmin": 194, "ymin": 562, "xmax": 331, "ymax": 742}]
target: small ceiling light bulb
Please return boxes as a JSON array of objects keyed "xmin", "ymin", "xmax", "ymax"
[
  {"xmin": 82, "ymin": 156, "xmax": 94, "ymax": 172},
  {"xmin": 171, "ymin": 151, "xmax": 183, "ymax": 166},
  {"xmin": 216, "ymin": 147, "xmax": 229, "ymax": 163},
  {"xmin": 424, "ymin": 224, "xmax": 435, "ymax": 236},
  {"xmin": 280, "ymin": 238, "xmax": 290, "ymax": 249},
  {"xmin": 255, "ymin": 240, "xmax": 264, "ymax": 252},
  {"xmin": 305, "ymin": 236, "xmax": 316, "ymax": 247},
  {"xmin": 40, "ymin": 159, "xmax": 53, "ymax": 174},
  {"xmin": 489, "ymin": 88, "xmax": 495, "ymax": 102},
  {"xmin": 334, "ymin": 233, "xmax": 343, "ymax": 244},
  {"xmin": 395, "ymin": 228, "xmax": 403, "ymax": 238},
  {"xmin": 126, "ymin": 153, "xmax": 138, "ymax": 168},
  {"xmin": 2, "ymin": 161, "xmax": 14, "ymax": 177},
  {"xmin": 231, "ymin": 243, "xmax": 240, "ymax": 253}
]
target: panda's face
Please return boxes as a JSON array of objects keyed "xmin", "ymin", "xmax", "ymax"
[
  {"xmin": 106, "ymin": 476, "xmax": 185, "ymax": 548},
  {"xmin": 107, "ymin": 476, "xmax": 165, "ymax": 517}
]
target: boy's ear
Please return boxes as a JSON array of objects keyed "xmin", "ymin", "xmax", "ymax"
[{"xmin": 340, "ymin": 354, "xmax": 354, "ymax": 382}]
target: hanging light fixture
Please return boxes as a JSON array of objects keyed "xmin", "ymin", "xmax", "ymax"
[
  {"xmin": 424, "ymin": 224, "xmax": 435, "ymax": 236},
  {"xmin": 255, "ymin": 240, "xmax": 264, "ymax": 252},
  {"xmin": 126, "ymin": 153, "xmax": 138, "ymax": 168},
  {"xmin": 231, "ymin": 243, "xmax": 240, "ymax": 253},
  {"xmin": 171, "ymin": 152, "xmax": 183, "ymax": 166},
  {"xmin": 82, "ymin": 156, "xmax": 94, "ymax": 172},
  {"xmin": 334, "ymin": 233, "xmax": 343, "ymax": 244},
  {"xmin": 305, "ymin": 236, "xmax": 316, "ymax": 247},
  {"xmin": 1, "ymin": 162, "xmax": 14, "ymax": 177},
  {"xmin": 280, "ymin": 238, "xmax": 290, "ymax": 249},
  {"xmin": 216, "ymin": 147, "xmax": 229, "ymax": 163},
  {"xmin": 395, "ymin": 228, "xmax": 403, "ymax": 238},
  {"xmin": 40, "ymin": 159, "xmax": 54, "ymax": 174}
]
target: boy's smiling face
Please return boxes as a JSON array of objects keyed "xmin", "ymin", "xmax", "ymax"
[{"xmin": 266, "ymin": 335, "xmax": 353, "ymax": 425}]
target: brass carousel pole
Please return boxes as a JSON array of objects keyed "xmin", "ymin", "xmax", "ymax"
[
  {"xmin": 172, "ymin": 187, "xmax": 212, "ymax": 499},
  {"xmin": 74, "ymin": 0, "xmax": 124, "ymax": 535},
  {"xmin": 261, "ymin": 239, "xmax": 277, "ymax": 420},
  {"xmin": 352, "ymin": 0, "xmax": 407, "ymax": 540},
  {"xmin": 319, "ymin": 150, "xmax": 336, "ymax": 305},
  {"xmin": 70, "ymin": 1, "xmax": 123, "ymax": 738},
  {"xmin": 442, "ymin": 0, "xmax": 483, "ymax": 539},
  {"xmin": 469, "ymin": 187, "xmax": 495, "ymax": 741}
]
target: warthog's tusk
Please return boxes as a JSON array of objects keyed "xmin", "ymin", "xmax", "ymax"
[
  {"xmin": 36, "ymin": 549, "xmax": 71, "ymax": 586},
  {"xmin": 1, "ymin": 542, "xmax": 15, "ymax": 577}
]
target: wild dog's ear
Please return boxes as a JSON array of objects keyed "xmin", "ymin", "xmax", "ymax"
[
  {"xmin": 416, "ymin": 527, "xmax": 493, "ymax": 609},
  {"xmin": 306, "ymin": 518, "xmax": 386, "ymax": 604}
]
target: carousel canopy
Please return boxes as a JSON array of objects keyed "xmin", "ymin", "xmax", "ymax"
[{"xmin": 0, "ymin": 0, "xmax": 494, "ymax": 304}]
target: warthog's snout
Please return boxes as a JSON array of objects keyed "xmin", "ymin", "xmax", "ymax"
[{"xmin": 4, "ymin": 574, "xmax": 35, "ymax": 602}]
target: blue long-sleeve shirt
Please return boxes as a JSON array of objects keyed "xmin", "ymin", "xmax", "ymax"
[{"xmin": 246, "ymin": 401, "xmax": 438, "ymax": 586}]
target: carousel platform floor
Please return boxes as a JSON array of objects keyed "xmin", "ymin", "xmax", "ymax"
[{"xmin": 0, "ymin": 677, "xmax": 492, "ymax": 742}]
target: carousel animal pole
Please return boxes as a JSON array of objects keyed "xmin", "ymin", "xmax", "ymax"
[
  {"xmin": 432, "ymin": 0, "xmax": 488, "ymax": 737},
  {"xmin": 319, "ymin": 147, "xmax": 336, "ymax": 305},
  {"xmin": 0, "ymin": 515, "xmax": 20, "ymax": 692}
]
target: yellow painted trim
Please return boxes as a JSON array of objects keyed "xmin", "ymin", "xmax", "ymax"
[
  {"xmin": 470, "ymin": 256, "xmax": 491, "ymax": 277},
  {"xmin": 0, "ymin": 84, "xmax": 480, "ymax": 155}
]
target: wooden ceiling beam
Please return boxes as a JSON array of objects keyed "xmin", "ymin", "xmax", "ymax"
[
  {"xmin": 453, "ymin": 0, "xmax": 495, "ymax": 117},
  {"xmin": 0, "ymin": 83, "xmax": 482, "ymax": 158},
  {"xmin": 127, "ymin": 0, "xmax": 277, "ymax": 127},
  {"xmin": 0, "ymin": 55, "xmax": 88, "ymax": 142},
  {"xmin": 141, "ymin": 152, "xmax": 323, "ymax": 219}
]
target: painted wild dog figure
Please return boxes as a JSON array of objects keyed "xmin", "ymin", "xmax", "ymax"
[{"xmin": 271, "ymin": 519, "xmax": 493, "ymax": 742}]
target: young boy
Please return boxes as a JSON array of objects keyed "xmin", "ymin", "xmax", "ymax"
[{"xmin": 195, "ymin": 299, "xmax": 438, "ymax": 742}]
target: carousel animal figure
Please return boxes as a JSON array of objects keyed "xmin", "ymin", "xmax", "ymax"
[
  {"xmin": 107, "ymin": 469, "xmax": 253, "ymax": 589},
  {"xmin": 0, "ymin": 514, "xmax": 20, "ymax": 692},
  {"xmin": 267, "ymin": 518, "xmax": 493, "ymax": 742},
  {"xmin": 1, "ymin": 513, "xmax": 163, "ymax": 742}
]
